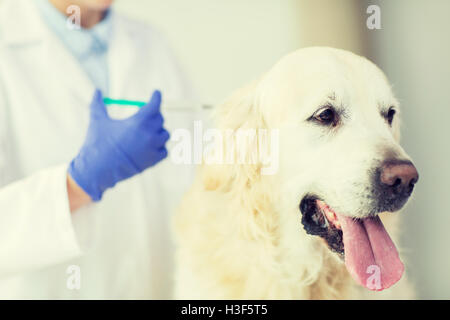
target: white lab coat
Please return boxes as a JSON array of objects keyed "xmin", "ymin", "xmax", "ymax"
[{"xmin": 0, "ymin": 0, "xmax": 197, "ymax": 299}]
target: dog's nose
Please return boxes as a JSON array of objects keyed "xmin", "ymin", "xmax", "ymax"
[{"xmin": 379, "ymin": 160, "xmax": 419, "ymax": 197}]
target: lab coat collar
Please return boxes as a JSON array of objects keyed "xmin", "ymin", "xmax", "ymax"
[
  {"xmin": 34, "ymin": 0, "xmax": 113, "ymax": 59},
  {"xmin": 0, "ymin": 0, "xmax": 95, "ymax": 104},
  {"xmin": 107, "ymin": 15, "xmax": 137, "ymax": 99},
  {"xmin": 0, "ymin": 0, "xmax": 139, "ymax": 108},
  {"xmin": 0, "ymin": 0, "xmax": 113, "ymax": 50}
]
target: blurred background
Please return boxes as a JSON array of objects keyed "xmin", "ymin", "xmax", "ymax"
[
  {"xmin": 0, "ymin": 0, "xmax": 447, "ymax": 298},
  {"xmin": 113, "ymin": 0, "xmax": 450, "ymax": 299}
]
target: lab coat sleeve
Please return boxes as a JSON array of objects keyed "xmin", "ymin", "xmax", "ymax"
[{"xmin": 0, "ymin": 78, "xmax": 82, "ymax": 278}]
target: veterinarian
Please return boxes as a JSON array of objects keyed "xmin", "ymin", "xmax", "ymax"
[{"xmin": 0, "ymin": 0, "xmax": 195, "ymax": 298}]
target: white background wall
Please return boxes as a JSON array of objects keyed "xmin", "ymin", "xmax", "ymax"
[{"xmin": 115, "ymin": 0, "xmax": 303, "ymax": 104}]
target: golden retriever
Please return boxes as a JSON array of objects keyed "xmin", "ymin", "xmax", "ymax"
[{"xmin": 173, "ymin": 47, "xmax": 418, "ymax": 299}]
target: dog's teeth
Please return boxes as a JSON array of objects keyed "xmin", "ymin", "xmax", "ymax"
[{"xmin": 322, "ymin": 216, "xmax": 330, "ymax": 228}]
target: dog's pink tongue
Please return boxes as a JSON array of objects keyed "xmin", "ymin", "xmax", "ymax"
[{"xmin": 336, "ymin": 214, "xmax": 404, "ymax": 291}]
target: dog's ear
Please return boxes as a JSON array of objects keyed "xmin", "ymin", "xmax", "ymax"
[
  {"xmin": 201, "ymin": 78, "xmax": 277, "ymax": 240},
  {"xmin": 202, "ymin": 77, "xmax": 269, "ymax": 191},
  {"xmin": 214, "ymin": 78, "xmax": 266, "ymax": 131}
]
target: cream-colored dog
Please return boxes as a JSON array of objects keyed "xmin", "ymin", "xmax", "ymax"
[{"xmin": 173, "ymin": 47, "xmax": 418, "ymax": 299}]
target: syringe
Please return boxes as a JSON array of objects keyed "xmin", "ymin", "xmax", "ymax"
[{"xmin": 103, "ymin": 98, "xmax": 212, "ymax": 112}]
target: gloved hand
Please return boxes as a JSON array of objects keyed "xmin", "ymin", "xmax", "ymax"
[{"xmin": 68, "ymin": 89, "xmax": 170, "ymax": 201}]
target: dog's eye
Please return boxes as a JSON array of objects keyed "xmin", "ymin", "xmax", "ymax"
[
  {"xmin": 313, "ymin": 106, "xmax": 337, "ymax": 126},
  {"xmin": 386, "ymin": 107, "xmax": 396, "ymax": 126}
]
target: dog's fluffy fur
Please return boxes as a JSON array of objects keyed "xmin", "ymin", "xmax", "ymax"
[{"xmin": 173, "ymin": 47, "xmax": 415, "ymax": 299}]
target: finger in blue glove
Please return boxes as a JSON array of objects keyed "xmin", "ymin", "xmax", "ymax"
[{"xmin": 68, "ymin": 89, "xmax": 170, "ymax": 201}]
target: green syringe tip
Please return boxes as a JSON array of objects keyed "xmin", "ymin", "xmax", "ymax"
[{"xmin": 103, "ymin": 98, "xmax": 146, "ymax": 107}]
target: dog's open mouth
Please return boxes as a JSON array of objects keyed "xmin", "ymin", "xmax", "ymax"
[{"xmin": 300, "ymin": 195, "xmax": 404, "ymax": 291}]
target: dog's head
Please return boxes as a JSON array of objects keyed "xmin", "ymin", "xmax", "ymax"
[{"xmin": 219, "ymin": 47, "xmax": 419, "ymax": 291}]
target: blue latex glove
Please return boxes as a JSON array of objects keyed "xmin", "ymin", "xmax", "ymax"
[{"xmin": 68, "ymin": 89, "xmax": 170, "ymax": 201}]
